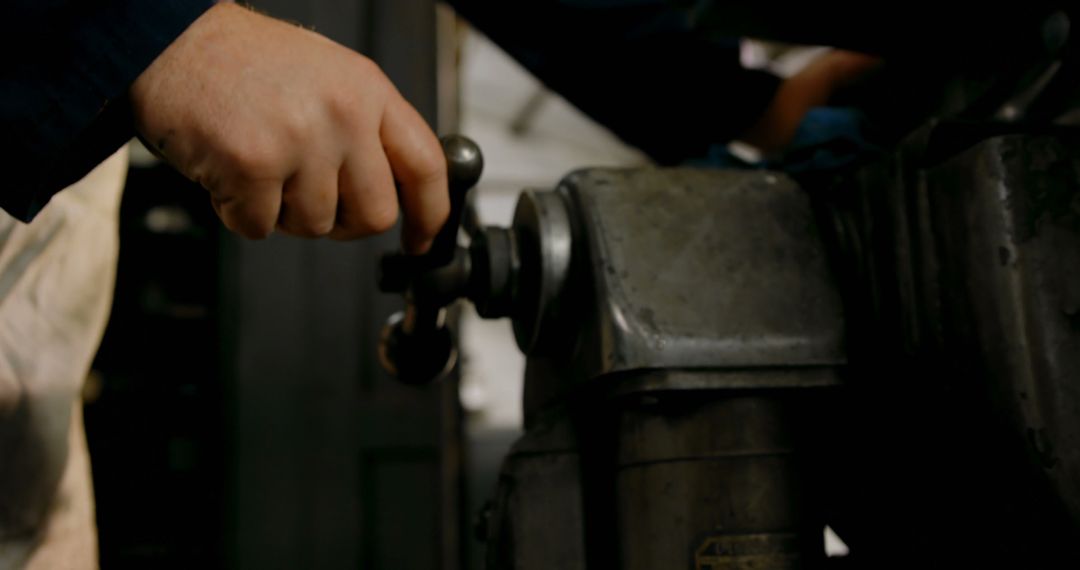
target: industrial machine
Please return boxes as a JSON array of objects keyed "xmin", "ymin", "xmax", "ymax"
[{"xmin": 377, "ymin": 11, "xmax": 1080, "ymax": 569}]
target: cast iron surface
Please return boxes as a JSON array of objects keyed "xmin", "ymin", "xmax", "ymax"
[
  {"xmin": 616, "ymin": 392, "xmax": 814, "ymax": 570},
  {"xmin": 482, "ymin": 409, "xmax": 586, "ymax": 570},
  {"xmin": 929, "ymin": 133, "xmax": 1080, "ymax": 525},
  {"xmin": 815, "ymin": 125, "xmax": 1080, "ymax": 566},
  {"xmin": 520, "ymin": 168, "xmax": 847, "ymax": 417},
  {"xmin": 567, "ymin": 168, "xmax": 846, "ymax": 374}
]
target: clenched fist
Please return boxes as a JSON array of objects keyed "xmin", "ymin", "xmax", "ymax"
[{"xmin": 130, "ymin": 3, "xmax": 448, "ymax": 253}]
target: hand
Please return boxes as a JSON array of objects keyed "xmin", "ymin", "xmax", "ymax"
[{"xmin": 130, "ymin": 3, "xmax": 448, "ymax": 252}]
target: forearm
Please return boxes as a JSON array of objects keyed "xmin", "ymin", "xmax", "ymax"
[
  {"xmin": 738, "ymin": 50, "xmax": 880, "ymax": 154},
  {"xmin": 0, "ymin": 0, "xmax": 215, "ymax": 221}
]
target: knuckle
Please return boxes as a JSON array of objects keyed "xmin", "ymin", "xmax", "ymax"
[
  {"xmin": 228, "ymin": 214, "xmax": 273, "ymax": 240},
  {"xmin": 216, "ymin": 191, "xmax": 276, "ymax": 240},
  {"xmin": 299, "ymin": 216, "xmax": 335, "ymax": 238},
  {"xmin": 279, "ymin": 108, "xmax": 314, "ymax": 146},
  {"xmin": 329, "ymin": 57, "xmax": 389, "ymax": 121},
  {"xmin": 412, "ymin": 145, "xmax": 446, "ymax": 186},
  {"xmin": 280, "ymin": 184, "xmax": 337, "ymax": 238},
  {"xmin": 242, "ymin": 213, "xmax": 275, "ymax": 240},
  {"xmin": 222, "ymin": 134, "xmax": 280, "ymax": 179},
  {"xmin": 352, "ymin": 55, "xmax": 387, "ymax": 85},
  {"xmin": 360, "ymin": 200, "xmax": 399, "ymax": 235}
]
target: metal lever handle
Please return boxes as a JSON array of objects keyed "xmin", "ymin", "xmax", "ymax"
[
  {"xmin": 377, "ymin": 135, "xmax": 484, "ymax": 384},
  {"xmin": 425, "ymin": 135, "xmax": 484, "ymax": 267},
  {"xmin": 378, "ymin": 136, "xmax": 483, "ymax": 292}
]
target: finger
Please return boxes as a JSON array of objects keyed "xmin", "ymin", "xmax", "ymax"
[
  {"xmin": 379, "ymin": 94, "xmax": 448, "ymax": 254},
  {"xmin": 329, "ymin": 138, "xmax": 399, "ymax": 241},
  {"xmin": 209, "ymin": 177, "xmax": 283, "ymax": 239},
  {"xmin": 276, "ymin": 159, "xmax": 340, "ymax": 238}
]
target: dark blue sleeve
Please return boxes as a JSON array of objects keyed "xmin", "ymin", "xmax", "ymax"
[
  {"xmin": 0, "ymin": 0, "xmax": 215, "ymax": 222},
  {"xmin": 445, "ymin": 0, "xmax": 780, "ymax": 165}
]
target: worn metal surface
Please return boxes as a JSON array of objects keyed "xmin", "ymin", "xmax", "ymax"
[
  {"xmin": 476, "ymin": 88, "xmax": 1080, "ymax": 569},
  {"xmin": 927, "ymin": 133, "xmax": 1080, "ymax": 526},
  {"xmin": 509, "ymin": 189, "xmax": 574, "ymax": 355},
  {"xmin": 513, "ymin": 169, "xmax": 845, "ymax": 417},
  {"xmin": 484, "ymin": 410, "xmax": 587, "ymax": 570},
  {"xmin": 477, "ymin": 168, "xmax": 845, "ymax": 568},
  {"xmin": 616, "ymin": 391, "xmax": 814, "ymax": 570},
  {"xmin": 815, "ymin": 125, "xmax": 1080, "ymax": 566},
  {"xmin": 491, "ymin": 130, "xmax": 1080, "ymax": 567},
  {"xmin": 565, "ymin": 168, "xmax": 845, "ymax": 375},
  {"xmin": 375, "ymin": 165, "xmax": 845, "ymax": 406},
  {"xmin": 609, "ymin": 368, "xmax": 840, "ymax": 396}
]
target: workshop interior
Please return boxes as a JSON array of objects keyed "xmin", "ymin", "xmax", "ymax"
[{"xmin": 78, "ymin": 1, "xmax": 1080, "ymax": 569}]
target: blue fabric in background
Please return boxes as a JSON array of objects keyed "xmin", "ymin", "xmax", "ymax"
[{"xmin": 698, "ymin": 107, "xmax": 882, "ymax": 176}]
